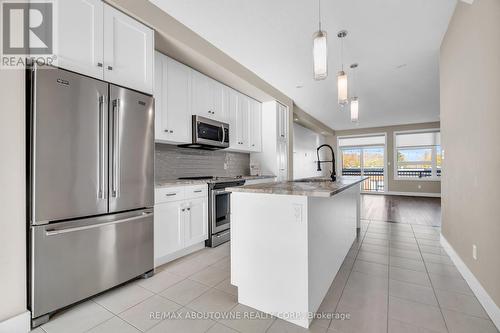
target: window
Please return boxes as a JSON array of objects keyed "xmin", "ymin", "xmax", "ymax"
[{"xmin": 394, "ymin": 130, "xmax": 441, "ymax": 180}]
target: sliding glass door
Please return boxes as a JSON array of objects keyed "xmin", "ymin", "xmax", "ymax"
[
  {"xmin": 341, "ymin": 146, "xmax": 385, "ymax": 192},
  {"xmin": 338, "ymin": 134, "xmax": 387, "ymax": 192}
]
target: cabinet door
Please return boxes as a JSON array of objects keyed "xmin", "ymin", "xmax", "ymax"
[
  {"xmin": 154, "ymin": 201, "xmax": 184, "ymax": 262},
  {"xmin": 191, "ymin": 71, "xmax": 212, "ymax": 118},
  {"xmin": 277, "ymin": 140, "xmax": 288, "ymax": 181},
  {"xmin": 154, "ymin": 53, "xmax": 167, "ymax": 142},
  {"xmin": 236, "ymin": 94, "xmax": 250, "ymax": 149},
  {"xmin": 228, "ymin": 88, "xmax": 239, "ymax": 149},
  {"xmin": 278, "ymin": 103, "xmax": 288, "ymax": 141},
  {"xmin": 103, "ymin": 4, "xmax": 154, "ymax": 94},
  {"xmin": 210, "ymin": 80, "xmax": 225, "ymax": 122},
  {"xmin": 248, "ymin": 99, "xmax": 262, "ymax": 152},
  {"xmin": 56, "ymin": 0, "xmax": 104, "ymax": 79},
  {"xmin": 184, "ymin": 198, "xmax": 208, "ymax": 247},
  {"xmin": 165, "ymin": 57, "xmax": 191, "ymax": 143}
]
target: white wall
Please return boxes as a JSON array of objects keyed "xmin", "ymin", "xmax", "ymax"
[
  {"xmin": 0, "ymin": 70, "xmax": 27, "ymax": 322},
  {"xmin": 293, "ymin": 124, "xmax": 328, "ymax": 179}
]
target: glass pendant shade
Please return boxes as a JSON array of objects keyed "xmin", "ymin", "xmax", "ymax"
[
  {"xmin": 337, "ymin": 70, "xmax": 348, "ymax": 105},
  {"xmin": 313, "ymin": 31, "xmax": 328, "ymax": 80},
  {"xmin": 350, "ymin": 97, "xmax": 359, "ymax": 122}
]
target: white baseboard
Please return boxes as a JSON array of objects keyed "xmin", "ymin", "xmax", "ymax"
[
  {"xmin": 441, "ymin": 235, "xmax": 500, "ymax": 330},
  {"xmin": 381, "ymin": 191, "xmax": 441, "ymax": 198},
  {"xmin": 0, "ymin": 311, "xmax": 30, "ymax": 333},
  {"xmin": 155, "ymin": 242, "xmax": 205, "ymax": 268}
]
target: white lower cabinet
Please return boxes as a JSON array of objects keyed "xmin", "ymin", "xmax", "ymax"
[
  {"xmin": 154, "ymin": 201, "xmax": 184, "ymax": 258},
  {"xmin": 154, "ymin": 185, "xmax": 208, "ymax": 266},
  {"xmin": 184, "ymin": 197, "xmax": 208, "ymax": 247}
]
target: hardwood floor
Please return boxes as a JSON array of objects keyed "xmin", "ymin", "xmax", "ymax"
[{"xmin": 361, "ymin": 194, "xmax": 441, "ymax": 226}]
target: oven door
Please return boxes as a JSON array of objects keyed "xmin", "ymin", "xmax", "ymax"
[
  {"xmin": 211, "ymin": 189, "xmax": 231, "ymax": 234},
  {"xmin": 193, "ymin": 116, "xmax": 229, "ymax": 148}
]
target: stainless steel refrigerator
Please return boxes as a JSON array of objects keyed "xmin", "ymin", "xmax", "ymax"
[{"xmin": 27, "ymin": 65, "xmax": 155, "ymax": 327}]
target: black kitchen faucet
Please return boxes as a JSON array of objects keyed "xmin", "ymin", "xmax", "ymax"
[{"xmin": 316, "ymin": 144, "xmax": 337, "ymax": 181}]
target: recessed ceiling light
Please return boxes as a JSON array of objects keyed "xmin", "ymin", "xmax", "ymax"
[{"xmin": 396, "ymin": 63, "xmax": 407, "ymax": 69}]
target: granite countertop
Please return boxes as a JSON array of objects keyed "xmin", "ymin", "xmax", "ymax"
[
  {"xmin": 227, "ymin": 176, "xmax": 368, "ymax": 197},
  {"xmin": 155, "ymin": 175, "xmax": 276, "ymax": 188}
]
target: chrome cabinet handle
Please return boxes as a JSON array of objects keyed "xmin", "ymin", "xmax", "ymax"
[
  {"xmin": 193, "ymin": 190, "xmax": 202, "ymax": 193},
  {"xmin": 97, "ymin": 62, "xmax": 103, "ymax": 67},
  {"xmin": 107, "ymin": 66, "xmax": 113, "ymax": 70},
  {"xmin": 111, "ymin": 99, "xmax": 120, "ymax": 197},
  {"xmin": 46, "ymin": 211, "xmax": 153, "ymax": 236},
  {"xmin": 187, "ymin": 208, "xmax": 191, "ymax": 211},
  {"xmin": 166, "ymin": 193, "xmax": 176, "ymax": 197}
]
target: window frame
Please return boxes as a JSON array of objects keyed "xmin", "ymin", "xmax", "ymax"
[{"xmin": 393, "ymin": 129, "xmax": 441, "ymax": 182}]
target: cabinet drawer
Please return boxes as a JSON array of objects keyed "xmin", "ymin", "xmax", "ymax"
[
  {"xmin": 185, "ymin": 185, "xmax": 208, "ymax": 199},
  {"xmin": 155, "ymin": 187, "xmax": 185, "ymax": 204}
]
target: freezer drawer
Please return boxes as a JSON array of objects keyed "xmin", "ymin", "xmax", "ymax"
[{"xmin": 30, "ymin": 209, "xmax": 154, "ymax": 319}]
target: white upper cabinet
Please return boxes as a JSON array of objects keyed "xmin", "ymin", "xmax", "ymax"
[
  {"xmin": 103, "ymin": 5, "xmax": 154, "ymax": 94},
  {"xmin": 56, "ymin": 2, "xmax": 153, "ymax": 94},
  {"xmin": 248, "ymin": 99, "xmax": 262, "ymax": 152},
  {"xmin": 55, "ymin": 0, "xmax": 104, "ymax": 79},
  {"xmin": 227, "ymin": 89, "xmax": 262, "ymax": 152},
  {"xmin": 191, "ymin": 71, "xmax": 227, "ymax": 122},
  {"xmin": 235, "ymin": 94, "xmax": 250, "ymax": 149},
  {"xmin": 277, "ymin": 102, "xmax": 289, "ymax": 141},
  {"xmin": 154, "ymin": 52, "xmax": 191, "ymax": 144},
  {"xmin": 191, "ymin": 71, "xmax": 212, "ymax": 118}
]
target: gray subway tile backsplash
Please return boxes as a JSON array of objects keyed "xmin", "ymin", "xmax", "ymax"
[{"xmin": 155, "ymin": 143, "xmax": 250, "ymax": 181}]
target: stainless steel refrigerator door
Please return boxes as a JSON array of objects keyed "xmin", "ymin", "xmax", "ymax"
[
  {"xmin": 108, "ymin": 85, "xmax": 154, "ymax": 213},
  {"xmin": 30, "ymin": 209, "xmax": 154, "ymax": 318},
  {"xmin": 31, "ymin": 67, "xmax": 109, "ymax": 224}
]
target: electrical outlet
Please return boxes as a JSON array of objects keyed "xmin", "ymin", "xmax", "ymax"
[
  {"xmin": 224, "ymin": 163, "xmax": 228, "ymax": 170},
  {"xmin": 418, "ymin": 184, "xmax": 422, "ymax": 190},
  {"xmin": 473, "ymin": 244, "xmax": 478, "ymax": 260}
]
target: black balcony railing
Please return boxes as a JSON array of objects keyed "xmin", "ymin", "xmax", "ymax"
[
  {"xmin": 342, "ymin": 168, "xmax": 384, "ymax": 192},
  {"xmin": 342, "ymin": 167, "xmax": 441, "ymax": 192}
]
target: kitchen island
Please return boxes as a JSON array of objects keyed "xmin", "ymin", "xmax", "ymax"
[{"xmin": 228, "ymin": 176, "xmax": 367, "ymax": 328}]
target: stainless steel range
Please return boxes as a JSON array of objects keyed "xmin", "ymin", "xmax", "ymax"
[{"xmin": 177, "ymin": 176, "xmax": 246, "ymax": 247}]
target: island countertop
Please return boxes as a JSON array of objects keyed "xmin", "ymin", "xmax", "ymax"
[{"xmin": 227, "ymin": 176, "xmax": 368, "ymax": 197}]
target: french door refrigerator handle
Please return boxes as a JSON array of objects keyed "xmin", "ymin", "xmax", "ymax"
[
  {"xmin": 45, "ymin": 211, "xmax": 153, "ymax": 236},
  {"xmin": 112, "ymin": 99, "xmax": 120, "ymax": 197},
  {"xmin": 98, "ymin": 95, "xmax": 105, "ymax": 199}
]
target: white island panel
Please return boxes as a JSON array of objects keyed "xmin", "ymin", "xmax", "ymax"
[{"xmin": 230, "ymin": 183, "xmax": 360, "ymax": 328}]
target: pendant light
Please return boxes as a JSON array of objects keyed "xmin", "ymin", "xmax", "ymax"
[
  {"xmin": 350, "ymin": 63, "xmax": 359, "ymax": 122},
  {"xmin": 337, "ymin": 30, "xmax": 348, "ymax": 106},
  {"xmin": 313, "ymin": 0, "xmax": 327, "ymax": 80}
]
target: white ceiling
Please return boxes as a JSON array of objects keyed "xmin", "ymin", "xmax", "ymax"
[{"xmin": 150, "ymin": 0, "xmax": 456, "ymax": 130}]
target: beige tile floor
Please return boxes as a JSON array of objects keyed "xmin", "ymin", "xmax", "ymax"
[{"xmin": 32, "ymin": 220, "xmax": 499, "ymax": 333}]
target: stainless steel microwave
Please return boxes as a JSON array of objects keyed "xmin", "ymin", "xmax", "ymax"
[{"xmin": 179, "ymin": 115, "xmax": 229, "ymax": 150}]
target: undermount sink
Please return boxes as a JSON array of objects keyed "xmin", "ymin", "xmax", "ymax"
[{"xmin": 293, "ymin": 178, "xmax": 333, "ymax": 183}]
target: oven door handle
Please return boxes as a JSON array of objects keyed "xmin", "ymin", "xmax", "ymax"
[{"xmin": 213, "ymin": 190, "xmax": 231, "ymax": 196}]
